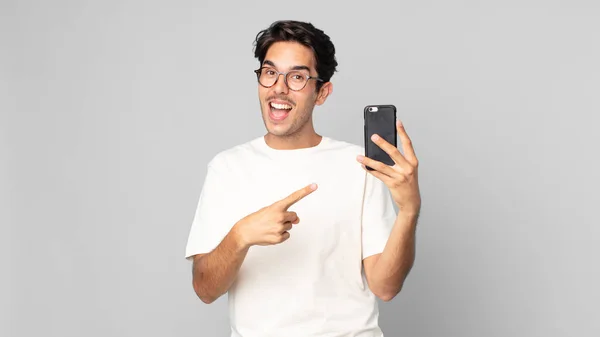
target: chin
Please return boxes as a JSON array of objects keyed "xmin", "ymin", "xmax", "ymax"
[{"xmin": 266, "ymin": 124, "xmax": 293, "ymax": 137}]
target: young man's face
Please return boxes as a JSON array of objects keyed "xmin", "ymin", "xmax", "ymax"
[{"xmin": 257, "ymin": 41, "xmax": 330, "ymax": 138}]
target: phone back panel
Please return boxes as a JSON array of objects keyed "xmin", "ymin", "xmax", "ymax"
[{"xmin": 364, "ymin": 105, "xmax": 397, "ymax": 170}]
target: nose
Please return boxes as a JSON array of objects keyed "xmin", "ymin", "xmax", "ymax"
[{"xmin": 272, "ymin": 73, "xmax": 289, "ymax": 94}]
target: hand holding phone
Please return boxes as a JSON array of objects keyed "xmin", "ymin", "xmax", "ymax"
[
  {"xmin": 364, "ymin": 104, "xmax": 397, "ymax": 171},
  {"xmin": 361, "ymin": 105, "xmax": 422, "ymax": 216}
]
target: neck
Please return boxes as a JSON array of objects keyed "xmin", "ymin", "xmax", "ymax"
[{"xmin": 264, "ymin": 131, "xmax": 322, "ymax": 150}]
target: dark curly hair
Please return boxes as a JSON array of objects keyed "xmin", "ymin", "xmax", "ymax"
[{"xmin": 253, "ymin": 20, "xmax": 338, "ymax": 91}]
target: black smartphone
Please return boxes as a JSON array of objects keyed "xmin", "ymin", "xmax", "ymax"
[{"xmin": 364, "ymin": 104, "xmax": 397, "ymax": 171}]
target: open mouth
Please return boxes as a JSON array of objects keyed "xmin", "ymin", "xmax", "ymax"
[{"xmin": 269, "ymin": 101, "xmax": 293, "ymax": 121}]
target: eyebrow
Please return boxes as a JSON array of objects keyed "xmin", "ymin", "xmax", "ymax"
[{"xmin": 263, "ymin": 60, "xmax": 310, "ymax": 72}]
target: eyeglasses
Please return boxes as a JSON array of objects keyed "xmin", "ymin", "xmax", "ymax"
[{"xmin": 254, "ymin": 66, "xmax": 323, "ymax": 91}]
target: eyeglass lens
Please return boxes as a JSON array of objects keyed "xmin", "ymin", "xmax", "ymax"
[{"xmin": 257, "ymin": 67, "xmax": 311, "ymax": 90}]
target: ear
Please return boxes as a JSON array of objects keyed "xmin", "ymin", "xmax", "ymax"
[{"xmin": 315, "ymin": 82, "xmax": 333, "ymax": 106}]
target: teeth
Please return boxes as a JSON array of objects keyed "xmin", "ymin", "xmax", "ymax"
[{"xmin": 270, "ymin": 102, "xmax": 292, "ymax": 110}]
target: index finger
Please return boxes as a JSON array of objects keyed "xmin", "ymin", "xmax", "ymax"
[
  {"xmin": 370, "ymin": 133, "xmax": 409, "ymax": 168},
  {"xmin": 275, "ymin": 183, "xmax": 318, "ymax": 210}
]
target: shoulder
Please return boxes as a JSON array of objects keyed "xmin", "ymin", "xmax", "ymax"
[
  {"xmin": 205, "ymin": 136, "xmax": 263, "ymax": 170},
  {"xmin": 319, "ymin": 137, "xmax": 367, "ymax": 179},
  {"xmin": 322, "ymin": 136, "xmax": 365, "ymax": 164},
  {"xmin": 324, "ymin": 136, "xmax": 364, "ymax": 153}
]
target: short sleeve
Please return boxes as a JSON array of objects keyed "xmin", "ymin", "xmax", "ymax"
[
  {"xmin": 184, "ymin": 158, "xmax": 232, "ymax": 261},
  {"xmin": 361, "ymin": 172, "xmax": 397, "ymax": 260}
]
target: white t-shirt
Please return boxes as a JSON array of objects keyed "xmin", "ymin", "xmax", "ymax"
[{"xmin": 185, "ymin": 135, "xmax": 397, "ymax": 337}]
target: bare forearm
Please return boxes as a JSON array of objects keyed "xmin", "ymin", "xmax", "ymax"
[
  {"xmin": 192, "ymin": 224, "xmax": 249, "ymax": 303},
  {"xmin": 372, "ymin": 213, "xmax": 418, "ymax": 299}
]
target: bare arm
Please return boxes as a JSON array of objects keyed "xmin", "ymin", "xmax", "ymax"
[
  {"xmin": 363, "ymin": 212, "xmax": 418, "ymax": 301},
  {"xmin": 191, "ymin": 225, "xmax": 248, "ymax": 304}
]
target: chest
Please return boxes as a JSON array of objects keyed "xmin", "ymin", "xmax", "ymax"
[{"xmin": 229, "ymin": 158, "xmax": 366, "ymax": 278}]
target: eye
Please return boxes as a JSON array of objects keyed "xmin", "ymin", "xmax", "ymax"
[{"xmin": 289, "ymin": 72, "xmax": 306, "ymax": 82}]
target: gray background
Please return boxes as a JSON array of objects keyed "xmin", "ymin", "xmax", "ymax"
[{"xmin": 2, "ymin": 0, "xmax": 599, "ymax": 336}]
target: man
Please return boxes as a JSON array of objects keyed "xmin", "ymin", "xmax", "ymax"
[{"xmin": 184, "ymin": 20, "xmax": 421, "ymax": 337}]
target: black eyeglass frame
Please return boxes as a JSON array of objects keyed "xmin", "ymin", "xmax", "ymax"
[{"xmin": 253, "ymin": 67, "xmax": 324, "ymax": 91}]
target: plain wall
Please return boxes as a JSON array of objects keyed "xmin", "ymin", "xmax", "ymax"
[{"xmin": 3, "ymin": 0, "xmax": 599, "ymax": 336}]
